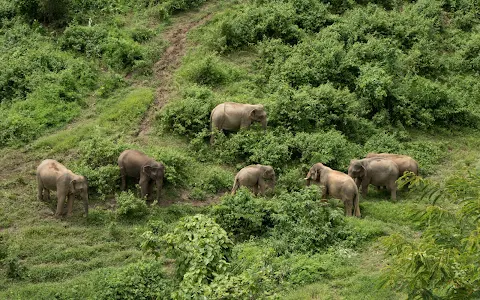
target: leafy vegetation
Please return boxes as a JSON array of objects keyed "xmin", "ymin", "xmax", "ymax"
[{"xmin": 2, "ymin": 0, "xmax": 480, "ymax": 298}]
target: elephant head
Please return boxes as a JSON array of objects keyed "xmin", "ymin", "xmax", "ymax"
[
  {"xmin": 70, "ymin": 176, "xmax": 89, "ymax": 216},
  {"xmin": 142, "ymin": 162, "xmax": 165, "ymax": 200},
  {"xmin": 348, "ymin": 160, "xmax": 366, "ymax": 179},
  {"xmin": 260, "ymin": 165, "xmax": 275, "ymax": 188},
  {"xmin": 304, "ymin": 163, "xmax": 324, "ymax": 186},
  {"xmin": 249, "ymin": 105, "xmax": 267, "ymax": 129}
]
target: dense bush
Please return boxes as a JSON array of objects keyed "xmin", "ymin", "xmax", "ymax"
[
  {"xmin": 190, "ymin": 166, "xmax": 233, "ymax": 197},
  {"xmin": 268, "ymin": 187, "xmax": 348, "ymax": 253},
  {"xmin": 162, "ymin": 214, "xmax": 234, "ymax": 298},
  {"xmin": 159, "ymin": 85, "xmax": 219, "ymax": 137},
  {"xmin": 70, "ymin": 132, "xmax": 127, "ymax": 198},
  {"xmin": 61, "ymin": 24, "xmax": 150, "ymax": 71},
  {"xmin": 294, "ymin": 131, "xmax": 361, "ymax": 171},
  {"xmin": 97, "ymin": 260, "xmax": 173, "ymax": 300},
  {"xmin": 383, "ymin": 171, "xmax": 480, "ymax": 298},
  {"xmin": 177, "ymin": 53, "xmax": 233, "ymax": 86},
  {"xmin": 211, "ymin": 188, "xmax": 274, "ymax": 241},
  {"xmin": 115, "ymin": 191, "xmax": 149, "ymax": 219},
  {"xmin": 0, "ymin": 20, "xmax": 98, "ymax": 147}
]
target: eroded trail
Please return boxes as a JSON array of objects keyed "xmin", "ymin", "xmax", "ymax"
[{"xmin": 137, "ymin": 4, "xmax": 214, "ymax": 137}]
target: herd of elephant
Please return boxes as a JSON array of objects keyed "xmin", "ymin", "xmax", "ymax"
[{"xmin": 35, "ymin": 102, "xmax": 419, "ymax": 218}]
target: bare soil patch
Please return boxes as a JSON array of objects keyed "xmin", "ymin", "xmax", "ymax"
[{"xmin": 137, "ymin": 5, "xmax": 214, "ymax": 136}]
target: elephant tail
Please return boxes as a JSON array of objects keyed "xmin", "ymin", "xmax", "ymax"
[
  {"xmin": 354, "ymin": 190, "xmax": 361, "ymax": 217},
  {"xmin": 231, "ymin": 177, "xmax": 239, "ymax": 195}
]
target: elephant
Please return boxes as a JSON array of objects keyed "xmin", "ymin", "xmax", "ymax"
[
  {"xmin": 210, "ymin": 102, "xmax": 267, "ymax": 143},
  {"xmin": 118, "ymin": 150, "xmax": 165, "ymax": 202},
  {"xmin": 305, "ymin": 163, "xmax": 361, "ymax": 217},
  {"xmin": 348, "ymin": 157, "xmax": 399, "ymax": 201},
  {"xmin": 36, "ymin": 159, "xmax": 89, "ymax": 217},
  {"xmin": 231, "ymin": 164, "xmax": 275, "ymax": 196},
  {"xmin": 365, "ymin": 153, "xmax": 419, "ymax": 176}
]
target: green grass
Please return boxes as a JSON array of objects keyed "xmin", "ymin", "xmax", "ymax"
[{"xmin": 2, "ymin": 0, "xmax": 480, "ymax": 298}]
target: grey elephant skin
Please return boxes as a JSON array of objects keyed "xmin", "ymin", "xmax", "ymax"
[
  {"xmin": 210, "ymin": 102, "xmax": 267, "ymax": 143},
  {"xmin": 305, "ymin": 163, "xmax": 361, "ymax": 217},
  {"xmin": 365, "ymin": 153, "xmax": 419, "ymax": 176},
  {"xmin": 231, "ymin": 164, "xmax": 275, "ymax": 196},
  {"xmin": 118, "ymin": 150, "xmax": 165, "ymax": 202},
  {"xmin": 348, "ymin": 158, "xmax": 399, "ymax": 200},
  {"xmin": 36, "ymin": 159, "xmax": 89, "ymax": 217}
]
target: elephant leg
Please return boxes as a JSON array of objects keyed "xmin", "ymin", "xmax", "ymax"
[
  {"xmin": 389, "ymin": 183, "xmax": 397, "ymax": 201},
  {"xmin": 156, "ymin": 179, "xmax": 163, "ymax": 202},
  {"xmin": 361, "ymin": 180, "xmax": 369, "ymax": 198},
  {"xmin": 147, "ymin": 180, "xmax": 155, "ymax": 201},
  {"xmin": 354, "ymin": 178, "xmax": 361, "ymax": 190},
  {"xmin": 43, "ymin": 188, "xmax": 50, "ymax": 201},
  {"xmin": 120, "ymin": 167, "xmax": 127, "ymax": 191},
  {"xmin": 252, "ymin": 185, "xmax": 258, "ymax": 196},
  {"xmin": 258, "ymin": 178, "xmax": 266, "ymax": 196},
  {"xmin": 321, "ymin": 185, "xmax": 328, "ymax": 200},
  {"xmin": 37, "ymin": 177, "xmax": 43, "ymax": 201},
  {"xmin": 139, "ymin": 178, "xmax": 149, "ymax": 200},
  {"xmin": 344, "ymin": 199, "xmax": 353, "ymax": 217},
  {"xmin": 66, "ymin": 194, "xmax": 74, "ymax": 217},
  {"xmin": 55, "ymin": 192, "xmax": 66, "ymax": 217}
]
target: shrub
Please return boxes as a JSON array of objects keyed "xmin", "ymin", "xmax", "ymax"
[
  {"xmin": 217, "ymin": 2, "xmax": 304, "ymax": 50},
  {"xmin": 5, "ymin": 256, "xmax": 27, "ymax": 280},
  {"xmin": 115, "ymin": 191, "xmax": 149, "ymax": 219},
  {"xmin": 211, "ymin": 129, "xmax": 295, "ymax": 170},
  {"xmin": 267, "ymin": 84, "xmax": 363, "ymax": 134},
  {"xmin": 268, "ymin": 187, "xmax": 347, "ymax": 254},
  {"xmin": 72, "ymin": 164, "xmax": 119, "ymax": 199},
  {"xmin": 159, "ymin": 85, "xmax": 219, "ymax": 137},
  {"xmin": 97, "ymin": 260, "xmax": 173, "ymax": 300},
  {"xmin": 16, "ymin": 0, "xmax": 70, "ymax": 25},
  {"xmin": 162, "ymin": 214, "xmax": 234, "ymax": 298},
  {"xmin": 363, "ymin": 132, "xmax": 403, "ymax": 154},
  {"xmin": 294, "ymin": 130, "xmax": 361, "ymax": 171},
  {"xmin": 211, "ymin": 188, "xmax": 274, "ymax": 241},
  {"xmin": 276, "ymin": 166, "xmax": 306, "ymax": 192},
  {"xmin": 78, "ymin": 132, "xmax": 127, "ymax": 168},
  {"xmin": 178, "ymin": 53, "xmax": 232, "ymax": 86},
  {"xmin": 61, "ymin": 24, "xmax": 149, "ymax": 71},
  {"xmin": 145, "ymin": 147, "xmax": 194, "ymax": 187},
  {"xmin": 382, "ymin": 172, "xmax": 480, "ymax": 298},
  {"xmin": 192, "ymin": 166, "xmax": 234, "ymax": 194}
]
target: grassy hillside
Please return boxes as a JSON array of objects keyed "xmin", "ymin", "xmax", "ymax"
[{"xmin": 1, "ymin": 0, "xmax": 479, "ymax": 299}]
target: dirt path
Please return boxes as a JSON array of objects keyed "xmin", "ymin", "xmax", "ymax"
[{"xmin": 137, "ymin": 3, "xmax": 215, "ymax": 137}]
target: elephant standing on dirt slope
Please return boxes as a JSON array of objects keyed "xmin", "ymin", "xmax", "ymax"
[
  {"xmin": 348, "ymin": 157, "xmax": 399, "ymax": 201},
  {"xmin": 305, "ymin": 163, "xmax": 361, "ymax": 217},
  {"xmin": 118, "ymin": 150, "xmax": 165, "ymax": 202},
  {"xmin": 365, "ymin": 153, "xmax": 419, "ymax": 176},
  {"xmin": 36, "ymin": 159, "xmax": 89, "ymax": 217},
  {"xmin": 210, "ymin": 102, "xmax": 267, "ymax": 143},
  {"xmin": 231, "ymin": 164, "xmax": 275, "ymax": 196}
]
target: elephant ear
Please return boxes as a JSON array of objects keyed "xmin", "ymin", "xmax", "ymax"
[
  {"xmin": 142, "ymin": 165, "xmax": 152, "ymax": 175},
  {"xmin": 249, "ymin": 108, "xmax": 259, "ymax": 120},
  {"xmin": 70, "ymin": 179, "xmax": 77, "ymax": 193}
]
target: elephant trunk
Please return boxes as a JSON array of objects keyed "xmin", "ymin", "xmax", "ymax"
[
  {"xmin": 82, "ymin": 191, "xmax": 89, "ymax": 217},
  {"xmin": 261, "ymin": 118, "xmax": 267, "ymax": 130},
  {"xmin": 156, "ymin": 178, "xmax": 163, "ymax": 202},
  {"xmin": 269, "ymin": 175, "xmax": 276, "ymax": 190}
]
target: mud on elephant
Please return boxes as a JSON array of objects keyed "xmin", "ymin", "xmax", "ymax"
[
  {"xmin": 305, "ymin": 163, "xmax": 361, "ymax": 217},
  {"xmin": 231, "ymin": 164, "xmax": 275, "ymax": 196},
  {"xmin": 348, "ymin": 157, "xmax": 399, "ymax": 201},
  {"xmin": 118, "ymin": 150, "xmax": 165, "ymax": 202},
  {"xmin": 36, "ymin": 159, "xmax": 89, "ymax": 217},
  {"xmin": 210, "ymin": 102, "xmax": 267, "ymax": 143}
]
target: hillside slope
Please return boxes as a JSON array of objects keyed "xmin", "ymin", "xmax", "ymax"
[{"xmin": 1, "ymin": 0, "xmax": 480, "ymax": 299}]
